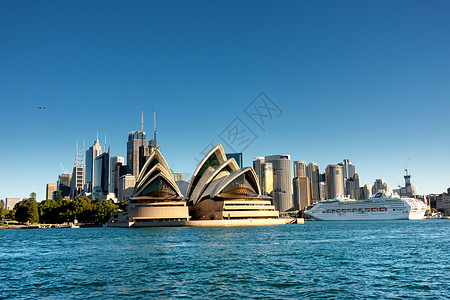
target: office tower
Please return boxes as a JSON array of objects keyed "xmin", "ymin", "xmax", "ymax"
[
  {"xmin": 347, "ymin": 173, "xmax": 360, "ymax": 199},
  {"xmin": 253, "ymin": 157, "xmax": 265, "ymax": 181},
  {"xmin": 293, "ymin": 176, "xmax": 311, "ymax": 211},
  {"xmin": 339, "ymin": 159, "xmax": 359, "ymax": 198},
  {"xmin": 265, "ymin": 155, "xmax": 292, "ymax": 212},
  {"xmin": 118, "ymin": 174, "xmax": 136, "ymax": 202},
  {"xmin": 325, "ymin": 164, "xmax": 344, "ymax": 199},
  {"xmin": 93, "ymin": 147, "xmax": 110, "ymax": 196},
  {"xmin": 262, "ymin": 162, "xmax": 274, "ymax": 196},
  {"xmin": 110, "ymin": 156, "xmax": 125, "ymax": 195},
  {"xmin": 226, "ymin": 153, "xmax": 243, "ymax": 168},
  {"xmin": 127, "ymin": 131, "xmax": 148, "ymax": 179},
  {"xmin": 85, "ymin": 137, "xmax": 102, "ymax": 192},
  {"xmin": 306, "ymin": 163, "xmax": 320, "ymax": 202},
  {"xmin": 58, "ymin": 173, "xmax": 72, "ymax": 198},
  {"xmin": 319, "ymin": 182, "xmax": 327, "ymax": 200},
  {"xmin": 339, "ymin": 159, "xmax": 355, "ymax": 181},
  {"xmin": 70, "ymin": 140, "xmax": 85, "ymax": 198},
  {"xmin": 172, "ymin": 173, "xmax": 185, "ymax": 182},
  {"xmin": 46, "ymin": 184, "xmax": 57, "ymax": 200},
  {"xmin": 372, "ymin": 179, "xmax": 391, "ymax": 195},
  {"xmin": 5, "ymin": 197, "xmax": 20, "ymax": 210},
  {"xmin": 70, "ymin": 166, "xmax": 85, "ymax": 199},
  {"xmin": 360, "ymin": 184, "xmax": 372, "ymax": 199},
  {"xmin": 293, "ymin": 161, "xmax": 307, "ymax": 178},
  {"xmin": 253, "ymin": 157, "xmax": 273, "ymax": 196}
]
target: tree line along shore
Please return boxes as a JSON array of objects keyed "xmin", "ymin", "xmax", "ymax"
[{"xmin": 0, "ymin": 192, "xmax": 127, "ymax": 227}]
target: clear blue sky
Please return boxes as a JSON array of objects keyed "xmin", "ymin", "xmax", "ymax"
[{"xmin": 1, "ymin": 0, "xmax": 449, "ymax": 201}]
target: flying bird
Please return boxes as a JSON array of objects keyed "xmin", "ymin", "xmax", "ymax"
[{"xmin": 37, "ymin": 106, "xmax": 46, "ymax": 109}]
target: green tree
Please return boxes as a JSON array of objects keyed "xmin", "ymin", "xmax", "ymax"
[
  {"xmin": 0, "ymin": 199, "xmax": 5, "ymax": 221},
  {"xmin": 118, "ymin": 200, "xmax": 128, "ymax": 211},
  {"xmin": 15, "ymin": 194, "xmax": 39, "ymax": 223}
]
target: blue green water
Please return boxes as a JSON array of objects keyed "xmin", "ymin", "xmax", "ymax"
[{"xmin": 1, "ymin": 220, "xmax": 449, "ymax": 299}]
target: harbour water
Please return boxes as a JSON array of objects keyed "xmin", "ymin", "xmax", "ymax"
[{"xmin": 1, "ymin": 220, "xmax": 449, "ymax": 299}]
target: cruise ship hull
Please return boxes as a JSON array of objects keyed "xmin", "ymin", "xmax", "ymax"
[{"xmin": 305, "ymin": 198, "xmax": 427, "ymax": 221}]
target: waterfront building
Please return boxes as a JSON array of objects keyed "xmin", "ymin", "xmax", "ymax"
[
  {"xmin": 265, "ymin": 154, "xmax": 292, "ymax": 211},
  {"xmin": 306, "ymin": 163, "xmax": 320, "ymax": 202},
  {"xmin": 118, "ymin": 174, "xmax": 136, "ymax": 202},
  {"xmin": 325, "ymin": 164, "xmax": 344, "ymax": 199},
  {"xmin": 46, "ymin": 183, "xmax": 57, "ymax": 200},
  {"xmin": 5, "ymin": 197, "xmax": 20, "ymax": 210},
  {"xmin": 85, "ymin": 136, "xmax": 102, "ymax": 192},
  {"xmin": 58, "ymin": 173, "xmax": 72, "ymax": 198},
  {"xmin": 110, "ymin": 156, "xmax": 125, "ymax": 196},
  {"xmin": 127, "ymin": 131, "xmax": 148, "ymax": 179},
  {"xmin": 372, "ymin": 179, "xmax": 391, "ymax": 195},
  {"xmin": 293, "ymin": 161, "xmax": 307, "ymax": 178},
  {"xmin": 436, "ymin": 194, "xmax": 450, "ymax": 215},
  {"xmin": 189, "ymin": 144, "xmax": 280, "ymax": 219},
  {"xmin": 226, "ymin": 153, "xmax": 243, "ymax": 169},
  {"xmin": 253, "ymin": 157, "xmax": 273, "ymax": 196},
  {"xmin": 92, "ymin": 148, "xmax": 109, "ymax": 198},
  {"xmin": 293, "ymin": 176, "xmax": 311, "ymax": 211}
]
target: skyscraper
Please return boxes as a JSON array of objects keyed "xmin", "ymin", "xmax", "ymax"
[
  {"xmin": 360, "ymin": 184, "xmax": 372, "ymax": 199},
  {"xmin": 265, "ymin": 155, "xmax": 292, "ymax": 212},
  {"xmin": 325, "ymin": 164, "xmax": 344, "ymax": 199},
  {"xmin": 70, "ymin": 166, "xmax": 85, "ymax": 198},
  {"xmin": 306, "ymin": 163, "xmax": 320, "ymax": 202},
  {"xmin": 319, "ymin": 181, "xmax": 327, "ymax": 200},
  {"xmin": 293, "ymin": 176, "xmax": 311, "ymax": 211},
  {"xmin": 58, "ymin": 173, "xmax": 72, "ymax": 198},
  {"xmin": 340, "ymin": 159, "xmax": 355, "ymax": 182},
  {"xmin": 293, "ymin": 161, "xmax": 307, "ymax": 178},
  {"xmin": 346, "ymin": 173, "xmax": 360, "ymax": 199},
  {"xmin": 372, "ymin": 179, "xmax": 391, "ymax": 195},
  {"xmin": 85, "ymin": 137, "xmax": 102, "ymax": 192},
  {"xmin": 110, "ymin": 156, "xmax": 125, "ymax": 196},
  {"xmin": 93, "ymin": 147, "xmax": 110, "ymax": 197},
  {"xmin": 339, "ymin": 159, "xmax": 359, "ymax": 198},
  {"xmin": 127, "ymin": 131, "xmax": 148, "ymax": 179},
  {"xmin": 253, "ymin": 157, "xmax": 273, "ymax": 196}
]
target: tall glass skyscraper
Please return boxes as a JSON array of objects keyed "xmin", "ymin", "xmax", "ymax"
[
  {"xmin": 127, "ymin": 131, "xmax": 148, "ymax": 179},
  {"xmin": 93, "ymin": 147, "xmax": 110, "ymax": 195},
  {"xmin": 85, "ymin": 137, "xmax": 102, "ymax": 192}
]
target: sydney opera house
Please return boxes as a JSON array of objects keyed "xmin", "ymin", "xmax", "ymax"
[{"xmin": 108, "ymin": 144, "xmax": 289, "ymax": 227}]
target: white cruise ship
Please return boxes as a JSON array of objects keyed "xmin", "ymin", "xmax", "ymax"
[{"xmin": 304, "ymin": 192, "xmax": 427, "ymax": 221}]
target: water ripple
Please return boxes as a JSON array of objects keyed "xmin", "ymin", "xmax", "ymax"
[{"xmin": 1, "ymin": 220, "xmax": 449, "ymax": 299}]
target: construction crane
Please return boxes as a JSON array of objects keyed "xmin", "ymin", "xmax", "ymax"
[{"xmin": 58, "ymin": 158, "xmax": 69, "ymax": 174}]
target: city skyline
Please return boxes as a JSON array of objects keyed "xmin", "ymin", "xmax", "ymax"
[{"xmin": 1, "ymin": 0, "xmax": 449, "ymax": 200}]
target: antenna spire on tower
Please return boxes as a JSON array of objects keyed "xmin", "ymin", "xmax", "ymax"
[
  {"xmin": 153, "ymin": 106, "xmax": 157, "ymax": 142},
  {"xmin": 141, "ymin": 109, "xmax": 144, "ymax": 132}
]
